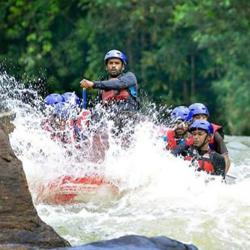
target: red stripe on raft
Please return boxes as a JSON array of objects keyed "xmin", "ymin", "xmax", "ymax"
[
  {"xmin": 37, "ymin": 175, "xmax": 119, "ymax": 205},
  {"xmin": 59, "ymin": 175, "xmax": 106, "ymax": 185},
  {"xmin": 53, "ymin": 193, "xmax": 77, "ymax": 204}
]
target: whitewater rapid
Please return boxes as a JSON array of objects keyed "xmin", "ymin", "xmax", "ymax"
[{"xmin": 1, "ymin": 73, "xmax": 250, "ymax": 250}]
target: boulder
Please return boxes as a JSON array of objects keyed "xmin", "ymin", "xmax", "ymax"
[
  {"xmin": 53, "ymin": 235, "xmax": 198, "ymax": 250},
  {"xmin": 0, "ymin": 111, "xmax": 16, "ymax": 134},
  {"xmin": 0, "ymin": 123, "xmax": 70, "ymax": 248}
]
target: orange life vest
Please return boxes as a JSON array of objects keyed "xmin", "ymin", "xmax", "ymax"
[
  {"xmin": 101, "ymin": 89, "xmax": 130, "ymax": 102},
  {"xmin": 209, "ymin": 123, "xmax": 223, "ymax": 145},
  {"xmin": 165, "ymin": 129, "xmax": 176, "ymax": 150},
  {"xmin": 185, "ymin": 155, "xmax": 215, "ymax": 174},
  {"xmin": 212, "ymin": 123, "xmax": 222, "ymax": 133},
  {"xmin": 74, "ymin": 110, "xmax": 91, "ymax": 129},
  {"xmin": 165, "ymin": 129, "xmax": 194, "ymax": 150},
  {"xmin": 197, "ymin": 158, "xmax": 215, "ymax": 173}
]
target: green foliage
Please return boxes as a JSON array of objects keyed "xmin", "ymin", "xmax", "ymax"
[
  {"xmin": 173, "ymin": 0, "xmax": 250, "ymax": 134},
  {"xmin": 0, "ymin": 0, "xmax": 250, "ymax": 134}
]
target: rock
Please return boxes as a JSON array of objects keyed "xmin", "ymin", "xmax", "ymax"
[
  {"xmin": 0, "ymin": 243, "xmax": 39, "ymax": 249},
  {"xmin": 53, "ymin": 235, "xmax": 198, "ymax": 250},
  {"xmin": 0, "ymin": 123, "xmax": 70, "ymax": 248},
  {"xmin": 0, "ymin": 235, "xmax": 199, "ymax": 250},
  {"xmin": 0, "ymin": 111, "xmax": 16, "ymax": 134}
]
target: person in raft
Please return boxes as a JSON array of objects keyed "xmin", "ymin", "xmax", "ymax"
[
  {"xmin": 188, "ymin": 103, "xmax": 230, "ymax": 174},
  {"xmin": 79, "ymin": 49, "xmax": 139, "ymax": 141},
  {"xmin": 164, "ymin": 106, "xmax": 193, "ymax": 150},
  {"xmin": 80, "ymin": 49, "xmax": 139, "ymax": 112},
  {"xmin": 43, "ymin": 92, "xmax": 90, "ymax": 143},
  {"xmin": 172, "ymin": 119, "xmax": 226, "ymax": 176}
]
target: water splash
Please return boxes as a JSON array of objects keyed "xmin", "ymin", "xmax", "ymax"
[{"xmin": 1, "ymin": 72, "xmax": 250, "ymax": 250}]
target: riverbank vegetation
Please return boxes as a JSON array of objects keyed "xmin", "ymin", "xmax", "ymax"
[{"xmin": 0, "ymin": 0, "xmax": 249, "ymax": 135}]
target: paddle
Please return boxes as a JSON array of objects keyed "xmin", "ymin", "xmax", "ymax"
[
  {"xmin": 82, "ymin": 88, "xmax": 87, "ymax": 109},
  {"xmin": 224, "ymin": 174, "xmax": 237, "ymax": 184}
]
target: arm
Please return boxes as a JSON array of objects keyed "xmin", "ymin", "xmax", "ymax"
[
  {"xmin": 93, "ymin": 72, "xmax": 137, "ymax": 90},
  {"xmin": 171, "ymin": 143, "xmax": 189, "ymax": 157},
  {"xmin": 223, "ymin": 154, "xmax": 231, "ymax": 174},
  {"xmin": 210, "ymin": 151, "xmax": 226, "ymax": 176},
  {"xmin": 214, "ymin": 132, "xmax": 231, "ymax": 173}
]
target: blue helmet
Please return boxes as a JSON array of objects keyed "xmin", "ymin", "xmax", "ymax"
[
  {"xmin": 53, "ymin": 102, "xmax": 70, "ymax": 120},
  {"xmin": 171, "ymin": 106, "xmax": 191, "ymax": 121},
  {"xmin": 44, "ymin": 93, "xmax": 63, "ymax": 105},
  {"xmin": 189, "ymin": 103, "xmax": 209, "ymax": 117},
  {"xmin": 62, "ymin": 92, "xmax": 80, "ymax": 106},
  {"xmin": 104, "ymin": 49, "xmax": 127, "ymax": 65},
  {"xmin": 189, "ymin": 120, "xmax": 213, "ymax": 135}
]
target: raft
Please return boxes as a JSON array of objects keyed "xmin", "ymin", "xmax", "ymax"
[{"xmin": 36, "ymin": 175, "xmax": 119, "ymax": 205}]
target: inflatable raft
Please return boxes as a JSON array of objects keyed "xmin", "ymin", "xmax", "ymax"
[{"xmin": 36, "ymin": 175, "xmax": 119, "ymax": 205}]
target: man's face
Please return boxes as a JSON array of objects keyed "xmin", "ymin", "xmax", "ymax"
[
  {"xmin": 193, "ymin": 114, "xmax": 208, "ymax": 120},
  {"xmin": 106, "ymin": 58, "xmax": 124, "ymax": 77},
  {"xmin": 191, "ymin": 129, "xmax": 210, "ymax": 148},
  {"xmin": 174, "ymin": 120, "xmax": 189, "ymax": 136}
]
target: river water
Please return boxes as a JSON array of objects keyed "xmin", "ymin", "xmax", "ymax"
[{"xmin": 1, "ymin": 73, "xmax": 250, "ymax": 250}]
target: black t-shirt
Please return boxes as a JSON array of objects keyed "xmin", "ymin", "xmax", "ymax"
[
  {"xmin": 172, "ymin": 145, "xmax": 226, "ymax": 176},
  {"xmin": 209, "ymin": 151, "xmax": 226, "ymax": 176}
]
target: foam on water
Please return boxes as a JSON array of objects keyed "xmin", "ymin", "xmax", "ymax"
[{"xmin": 1, "ymin": 72, "xmax": 250, "ymax": 250}]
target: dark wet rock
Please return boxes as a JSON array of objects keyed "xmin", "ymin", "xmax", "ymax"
[
  {"xmin": 53, "ymin": 235, "xmax": 198, "ymax": 250},
  {"xmin": 0, "ymin": 243, "xmax": 39, "ymax": 250},
  {"xmin": 0, "ymin": 123, "xmax": 70, "ymax": 248}
]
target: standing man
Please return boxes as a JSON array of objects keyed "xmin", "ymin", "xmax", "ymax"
[{"xmin": 80, "ymin": 49, "xmax": 139, "ymax": 112}]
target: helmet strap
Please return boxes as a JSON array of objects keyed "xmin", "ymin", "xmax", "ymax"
[{"xmin": 196, "ymin": 133, "xmax": 209, "ymax": 151}]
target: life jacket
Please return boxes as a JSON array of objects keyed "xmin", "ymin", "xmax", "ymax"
[
  {"xmin": 165, "ymin": 129, "xmax": 194, "ymax": 150},
  {"xmin": 41, "ymin": 119, "xmax": 54, "ymax": 133},
  {"xmin": 184, "ymin": 154, "xmax": 215, "ymax": 174},
  {"xmin": 74, "ymin": 110, "xmax": 91, "ymax": 129},
  {"xmin": 197, "ymin": 158, "xmax": 215, "ymax": 173},
  {"xmin": 209, "ymin": 123, "xmax": 223, "ymax": 149},
  {"xmin": 68, "ymin": 110, "xmax": 91, "ymax": 141},
  {"xmin": 101, "ymin": 89, "xmax": 130, "ymax": 102},
  {"xmin": 41, "ymin": 117, "xmax": 69, "ymax": 142},
  {"xmin": 212, "ymin": 123, "xmax": 222, "ymax": 135},
  {"xmin": 165, "ymin": 129, "xmax": 177, "ymax": 150},
  {"xmin": 50, "ymin": 125, "xmax": 72, "ymax": 144},
  {"xmin": 41, "ymin": 112, "xmax": 89, "ymax": 144},
  {"xmin": 42, "ymin": 117, "xmax": 78, "ymax": 143}
]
